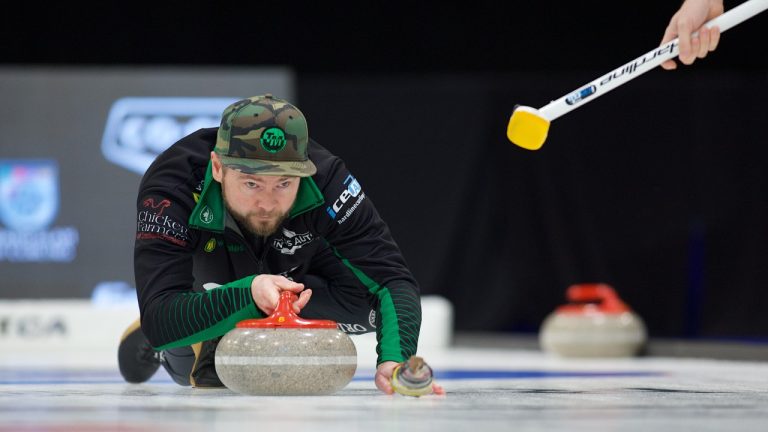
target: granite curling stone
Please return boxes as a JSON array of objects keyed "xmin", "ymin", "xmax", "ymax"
[
  {"xmin": 215, "ymin": 291, "xmax": 357, "ymax": 395},
  {"xmin": 539, "ymin": 283, "xmax": 647, "ymax": 358}
]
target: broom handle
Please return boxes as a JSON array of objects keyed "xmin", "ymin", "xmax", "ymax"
[{"xmin": 540, "ymin": 0, "xmax": 768, "ymax": 121}]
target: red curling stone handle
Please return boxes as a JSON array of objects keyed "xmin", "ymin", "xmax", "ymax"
[
  {"xmin": 556, "ymin": 283, "xmax": 631, "ymax": 314},
  {"xmin": 236, "ymin": 290, "xmax": 338, "ymax": 329}
]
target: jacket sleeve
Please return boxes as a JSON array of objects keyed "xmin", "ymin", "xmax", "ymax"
[
  {"xmin": 316, "ymin": 159, "xmax": 421, "ymax": 365},
  {"xmin": 134, "ymin": 191, "xmax": 263, "ymax": 350}
]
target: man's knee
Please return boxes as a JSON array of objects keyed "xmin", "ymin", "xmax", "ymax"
[
  {"xmin": 161, "ymin": 346, "xmax": 196, "ymax": 386},
  {"xmin": 160, "ymin": 339, "xmax": 224, "ymax": 388}
]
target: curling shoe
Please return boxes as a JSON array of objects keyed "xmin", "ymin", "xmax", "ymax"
[{"xmin": 118, "ymin": 318, "xmax": 161, "ymax": 383}]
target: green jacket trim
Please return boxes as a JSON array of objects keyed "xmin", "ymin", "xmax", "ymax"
[
  {"xmin": 291, "ymin": 174, "xmax": 325, "ymax": 218},
  {"xmin": 153, "ymin": 275, "xmax": 264, "ymax": 350},
  {"xmin": 188, "ymin": 161, "xmax": 325, "ymax": 232},
  {"xmin": 332, "ymin": 247, "xmax": 405, "ymax": 364}
]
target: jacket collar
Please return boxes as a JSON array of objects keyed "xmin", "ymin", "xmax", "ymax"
[{"xmin": 188, "ymin": 161, "xmax": 325, "ymax": 233}]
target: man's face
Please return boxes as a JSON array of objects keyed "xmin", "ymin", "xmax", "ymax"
[{"xmin": 212, "ymin": 156, "xmax": 300, "ymax": 237}]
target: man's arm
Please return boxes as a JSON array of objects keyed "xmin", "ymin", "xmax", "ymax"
[
  {"xmin": 134, "ymin": 193, "xmax": 263, "ymax": 349},
  {"xmin": 314, "ymin": 161, "xmax": 422, "ymax": 366}
]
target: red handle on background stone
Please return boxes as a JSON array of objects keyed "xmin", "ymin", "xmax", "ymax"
[
  {"xmin": 556, "ymin": 283, "xmax": 631, "ymax": 314},
  {"xmin": 236, "ymin": 290, "xmax": 338, "ymax": 328}
]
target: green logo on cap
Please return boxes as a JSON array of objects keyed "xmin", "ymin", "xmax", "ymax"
[{"xmin": 261, "ymin": 127, "xmax": 287, "ymax": 153}]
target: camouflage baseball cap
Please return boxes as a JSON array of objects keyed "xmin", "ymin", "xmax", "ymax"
[{"xmin": 214, "ymin": 94, "xmax": 316, "ymax": 177}]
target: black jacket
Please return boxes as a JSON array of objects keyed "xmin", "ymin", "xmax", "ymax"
[{"xmin": 134, "ymin": 128, "xmax": 421, "ymax": 365}]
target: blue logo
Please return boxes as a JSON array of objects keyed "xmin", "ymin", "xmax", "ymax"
[
  {"xmin": 101, "ymin": 97, "xmax": 240, "ymax": 174},
  {"xmin": 346, "ymin": 175, "xmax": 362, "ymax": 197},
  {"xmin": 326, "ymin": 175, "xmax": 363, "ymax": 219},
  {"xmin": 0, "ymin": 160, "xmax": 59, "ymax": 232},
  {"xmin": 0, "ymin": 160, "xmax": 79, "ymax": 262},
  {"xmin": 565, "ymin": 85, "xmax": 597, "ymax": 105}
]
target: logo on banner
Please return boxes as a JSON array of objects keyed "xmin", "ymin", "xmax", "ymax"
[
  {"xmin": 101, "ymin": 97, "xmax": 240, "ymax": 174},
  {"xmin": 0, "ymin": 160, "xmax": 79, "ymax": 262},
  {"xmin": 0, "ymin": 315, "xmax": 67, "ymax": 338}
]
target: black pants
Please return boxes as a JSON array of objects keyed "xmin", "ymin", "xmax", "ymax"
[{"xmin": 162, "ymin": 275, "xmax": 377, "ymax": 386}]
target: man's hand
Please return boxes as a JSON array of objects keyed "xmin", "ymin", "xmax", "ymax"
[
  {"xmin": 661, "ymin": 0, "xmax": 724, "ymax": 70},
  {"xmin": 374, "ymin": 361, "xmax": 446, "ymax": 395},
  {"xmin": 250, "ymin": 274, "xmax": 312, "ymax": 315}
]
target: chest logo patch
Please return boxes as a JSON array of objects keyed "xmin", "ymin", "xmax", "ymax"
[
  {"xmin": 272, "ymin": 227, "xmax": 315, "ymax": 255},
  {"xmin": 199, "ymin": 205, "xmax": 213, "ymax": 224}
]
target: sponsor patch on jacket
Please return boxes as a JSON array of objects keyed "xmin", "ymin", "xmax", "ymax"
[
  {"xmin": 271, "ymin": 227, "xmax": 315, "ymax": 255},
  {"xmin": 326, "ymin": 174, "xmax": 365, "ymax": 225},
  {"xmin": 336, "ymin": 322, "xmax": 370, "ymax": 333},
  {"xmin": 136, "ymin": 197, "xmax": 190, "ymax": 247}
]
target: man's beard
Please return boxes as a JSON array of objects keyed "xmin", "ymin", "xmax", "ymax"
[{"xmin": 223, "ymin": 194, "xmax": 289, "ymax": 237}]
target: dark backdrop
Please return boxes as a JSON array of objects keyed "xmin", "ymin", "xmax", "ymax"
[
  {"xmin": 3, "ymin": 1, "xmax": 767, "ymax": 339},
  {"xmin": 298, "ymin": 71, "xmax": 768, "ymax": 339},
  {"xmin": 5, "ymin": 1, "xmax": 767, "ymax": 72}
]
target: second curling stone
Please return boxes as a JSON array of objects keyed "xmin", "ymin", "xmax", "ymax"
[{"xmin": 539, "ymin": 283, "xmax": 647, "ymax": 358}]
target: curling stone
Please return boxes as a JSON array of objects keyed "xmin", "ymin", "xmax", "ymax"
[
  {"xmin": 215, "ymin": 291, "xmax": 357, "ymax": 395},
  {"xmin": 539, "ymin": 283, "xmax": 647, "ymax": 358}
]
